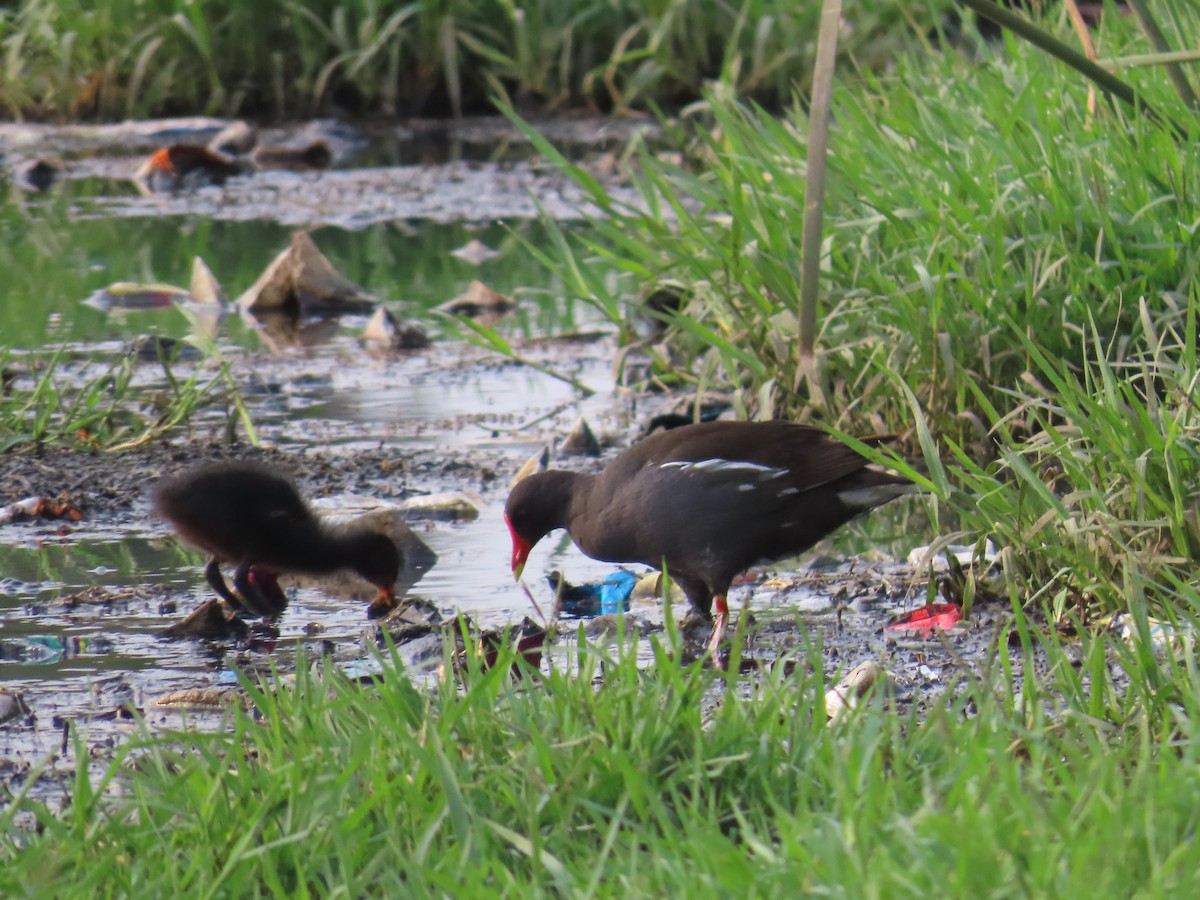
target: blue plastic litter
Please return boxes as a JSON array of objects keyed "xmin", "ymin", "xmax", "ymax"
[{"xmin": 548, "ymin": 570, "xmax": 638, "ymax": 617}]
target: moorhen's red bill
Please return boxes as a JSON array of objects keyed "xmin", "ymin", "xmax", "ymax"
[
  {"xmin": 504, "ymin": 421, "xmax": 914, "ymax": 655},
  {"xmin": 153, "ymin": 461, "xmax": 401, "ymax": 617}
]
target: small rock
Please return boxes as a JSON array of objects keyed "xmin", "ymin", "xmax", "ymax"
[{"xmin": 376, "ymin": 597, "xmax": 444, "ymax": 644}]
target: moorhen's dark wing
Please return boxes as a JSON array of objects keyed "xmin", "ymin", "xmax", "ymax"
[
  {"xmin": 569, "ymin": 421, "xmax": 907, "ymax": 597},
  {"xmin": 609, "ymin": 421, "xmax": 883, "ymax": 491}
]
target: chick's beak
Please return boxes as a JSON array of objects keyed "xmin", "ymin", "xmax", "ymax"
[
  {"xmin": 505, "ymin": 514, "xmax": 531, "ymax": 581},
  {"xmin": 368, "ymin": 584, "xmax": 398, "ymax": 619}
]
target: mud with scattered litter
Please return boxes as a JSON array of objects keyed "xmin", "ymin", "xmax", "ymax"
[{"xmin": 0, "ymin": 117, "xmax": 1038, "ymax": 813}]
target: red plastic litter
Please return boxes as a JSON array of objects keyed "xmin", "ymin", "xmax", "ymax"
[{"xmin": 885, "ymin": 603, "xmax": 962, "ymax": 633}]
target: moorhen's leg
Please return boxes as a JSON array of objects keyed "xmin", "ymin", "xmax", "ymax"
[
  {"xmin": 204, "ymin": 557, "xmax": 252, "ymax": 613},
  {"xmin": 244, "ymin": 565, "xmax": 289, "ymax": 616},
  {"xmin": 232, "ymin": 561, "xmax": 284, "ymax": 618},
  {"xmin": 704, "ymin": 595, "xmax": 729, "ymax": 668}
]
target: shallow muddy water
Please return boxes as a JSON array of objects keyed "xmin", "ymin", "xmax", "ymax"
[{"xmin": 0, "ymin": 117, "xmax": 999, "ymax": 806}]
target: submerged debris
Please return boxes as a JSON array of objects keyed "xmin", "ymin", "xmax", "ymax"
[
  {"xmin": 361, "ymin": 306, "xmax": 431, "ymax": 352},
  {"xmin": 251, "ymin": 140, "xmax": 333, "ymax": 171},
  {"xmin": 398, "ymin": 492, "xmax": 482, "ymax": 522},
  {"xmin": 437, "ymin": 280, "xmax": 516, "ymax": 324},
  {"xmin": 160, "ymin": 599, "xmax": 251, "ymax": 641},
  {"xmin": 559, "ymin": 417, "xmax": 601, "ymax": 457},
  {"xmin": 0, "ymin": 496, "xmax": 83, "ymax": 526},
  {"xmin": 450, "ymin": 239, "xmax": 500, "ymax": 265},
  {"xmin": 126, "ymin": 335, "xmax": 203, "ymax": 363},
  {"xmin": 824, "ymin": 660, "xmax": 891, "ymax": 724},
  {"xmin": 134, "ymin": 143, "xmax": 247, "ymax": 192},
  {"xmin": 237, "ymin": 231, "xmax": 377, "ymax": 316},
  {"xmin": 58, "ymin": 586, "xmax": 158, "ymax": 608},
  {"xmin": 83, "ymin": 282, "xmax": 192, "ymax": 312},
  {"xmin": 155, "ymin": 688, "xmax": 241, "ymax": 710}
]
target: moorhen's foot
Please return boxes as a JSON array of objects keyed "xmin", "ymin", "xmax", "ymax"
[
  {"xmin": 233, "ymin": 562, "xmax": 288, "ymax": 618},
  {"xmin": 677, "ymin": 608, "xmax": 716, "ymax": 649}
]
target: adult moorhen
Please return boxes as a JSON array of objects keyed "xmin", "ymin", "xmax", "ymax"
[
  {"xmin": 154, "ymin": 461, "xmax": 401, "ymax": 618},
  {"xmin": 504, "ymin": 421, "xmax": 915, "ymax": 657}
]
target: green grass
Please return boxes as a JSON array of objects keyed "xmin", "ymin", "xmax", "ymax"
[
  {"xmin": 5, "ymin": 624, "xmax": 1200, "ymax": 894},
  {"xmin": 0, "ymin": 0, "xmax": 949, "ymax": 120},
  {"xmin": 0, "ymin": 344, "xmax": 250, "ymax": 453}
]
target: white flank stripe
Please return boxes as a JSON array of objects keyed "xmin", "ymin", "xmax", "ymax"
[{"xmin": 659, "ymin": 458, "xmax": 788, "ymax": 480}]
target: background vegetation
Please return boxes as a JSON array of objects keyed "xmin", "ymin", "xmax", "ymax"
[{"xmin": 0, "ymin": 0, "xmax": 948, "ymax": 119}]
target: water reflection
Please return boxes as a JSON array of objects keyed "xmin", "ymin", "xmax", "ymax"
[{"xmin": 0, "ymin": 201, "xmax": 573, "ymax": 351}]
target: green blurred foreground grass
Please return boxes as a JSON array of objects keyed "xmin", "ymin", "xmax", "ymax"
[{"xmin": 5, "ymin": 626, "xmax": 1200, "ymax": 895}]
